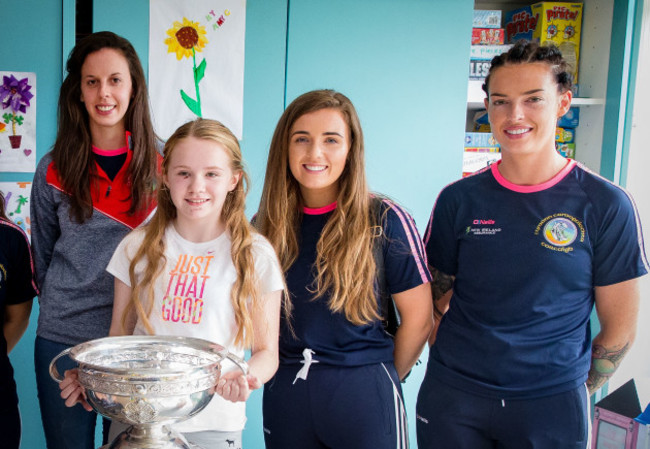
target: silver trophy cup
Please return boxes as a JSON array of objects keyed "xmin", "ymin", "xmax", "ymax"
[{"xmin": 50, "ymin": 335, "xmax": 248, "ymax": 449}]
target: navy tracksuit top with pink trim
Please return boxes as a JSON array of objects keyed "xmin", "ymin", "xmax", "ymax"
[
  {"xmin": 279, "ymin": 199, "xmax": 432, "ymax": 367},
  {"xmin": 424, "ymin": 160, "xmax": 648, "ymax": 399}
]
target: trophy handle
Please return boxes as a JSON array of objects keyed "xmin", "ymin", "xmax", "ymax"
[
  {"xmin": 49, "ymin": 347, "xmax": 73, "ymax": 383},
  {"xmin": 208, "ymin": 345, "xmax": 248, "ymax": 375},
  {"xmin": 225, "ymin": 351, "xmax": 249, "ymax": 375}
]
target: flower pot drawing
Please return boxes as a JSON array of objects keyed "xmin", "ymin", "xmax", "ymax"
[{"xmin": 9, "ymin": 135, "xmax": 22, "ymax": 149}]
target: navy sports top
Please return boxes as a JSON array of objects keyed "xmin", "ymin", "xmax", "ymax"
[
  {"xmin": 0, "ymin": 219, "xmax": 38, "ymax": 405},
  {"xmin": 424, "ymin": 160, "xmax": 648, "ymax": 399},
  {"xmin": 280, "ymin": 199, "xmax": 431, "ymax": 367}
]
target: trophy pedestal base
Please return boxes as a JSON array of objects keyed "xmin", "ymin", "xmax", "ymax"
[{"xmin": 107, "ymin": 424, "xmax": 193, "ymax": 449}]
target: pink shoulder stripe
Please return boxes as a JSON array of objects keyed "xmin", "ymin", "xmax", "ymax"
[
  {"xmin": 423, "ymin": 172, "xmax": 473, "ymax": 244},
  {"xmin": 576, "ymin": 162, "xmax": 649, "ymax": 271},
  {"xmin": 381, "ymin": 199, "xmax": 430, "ymax": 283}
]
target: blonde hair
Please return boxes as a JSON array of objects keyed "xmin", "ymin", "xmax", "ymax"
[
  {"xmin": 256, "ymin": 90, "xmax": 380, "ymax": 325},
  {"xmin": 124, "ymin": 119, "xmax": 260, "ymax": 347}
]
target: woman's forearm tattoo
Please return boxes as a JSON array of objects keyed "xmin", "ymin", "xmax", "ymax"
[
  {"xmin": 431, "ymin": 268, "xmax": 453, "ymax": 302},
  {"xmin": 587, "ymin": 342, "xmax": 630, "ymax": 395}
]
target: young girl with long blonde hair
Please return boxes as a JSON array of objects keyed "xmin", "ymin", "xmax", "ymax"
[
  {"xmin": 256, "ymin": 89, "xmax": 433, "ymax": 449},
  {"xmin": 61, "ymin": 119, "xmax": 284, "ymax": 449}
]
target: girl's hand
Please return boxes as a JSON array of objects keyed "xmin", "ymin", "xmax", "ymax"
[
  {"xmin": 214, "ymin": 371, "xmax": 262, "ymax": 403},
  {"xmin": 59, "ymin": 368, "xmax": 93, "ymax": 412}
]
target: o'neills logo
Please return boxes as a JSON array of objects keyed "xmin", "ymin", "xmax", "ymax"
[
  {"xmin": 534, "ymin": 213, "xmax": 585, "ymax": 253},
  {"xmin": 466, "ymin": 218, "xmax": 501, "ymax": 236}
]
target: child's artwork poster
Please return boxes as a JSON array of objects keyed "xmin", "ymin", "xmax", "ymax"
[
  {"xmin": 0, "ymin": 72, "xmax": 36, "ymax": 172},
  {"xmin": 0, "ymin": 182, "xmax": 32, "ymax": 239},
  {"xmin": 149, "ymin": 0, "xmax": 246, "ymax": 140}
]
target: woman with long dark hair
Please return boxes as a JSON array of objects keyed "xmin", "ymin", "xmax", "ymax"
[{"xmin": 30, "ymin": 31, "xmax": 160, "ymax": 448}]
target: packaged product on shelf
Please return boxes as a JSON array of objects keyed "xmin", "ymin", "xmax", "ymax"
[
  {"xmin": 463, "ymin": 148, "xmax": 502, "ymax": 177},
  {"xmin": 470, "ymin": 44, "xmax": 513, "ymax": 60},
  {"xmin": 473, "ymin": 110, "xmax": 489, "ymax": 124},
  {"xmin": 558, "ymin": 107, "xmax": 580, "ymax": 128},
  {"xmin": 465, "ymin": 132, "xmax": 500, "ymax": 148},
  {"xmin": 555, "ymin": 127, "xmax": 575, "ymax": 143},
  {"xmin": 556, "ymin": 142, "xmax": 576, "ymax": 158},
  {"xmin": 473, "ymin": 10, "xmax": 502, "ymax": 29},
  {"xmin": 469, "ymin": 45, "xmax": 512, "ymax": 81},
  {"xmin": 470, "ymin": 60, "xmax": 492, "ymax": 80},
  {"xmin": 504, "ymin": 6, "xmax": 538, "ymax": 43},
  {"xmin": 531, "ymin": 2, "xmax": 583, "ymax": 85},
  {"xmin": 472, "ymin": 28, "xmax": 505, "ymax": 45},
  {"xmin": 472, "ymin": 111, "xmax": 491, "ymax": 132}
]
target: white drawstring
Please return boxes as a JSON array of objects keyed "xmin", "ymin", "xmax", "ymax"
[{"xmin": 293, "ymin": 348, "xmax": 318, "ymax": 384}]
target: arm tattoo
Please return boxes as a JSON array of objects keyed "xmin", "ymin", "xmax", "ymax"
[
  {"xmin": 430, "ymin": 267, "xmax": 453, "ymax": 301},
  {"xmin": 586, "ymin": 342, "xmax": 630, "ymax": 395},
  {"xmin": 430, "ymin": 267, "xmax": 453, "ymax": 320}
]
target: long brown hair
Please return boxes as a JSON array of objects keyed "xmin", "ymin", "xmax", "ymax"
[
  {"xmin": 52, "ymin": 31, "xmax": 158, "ymax": 223},
  {"xmin": 256, "ymin": 89, "xmax": 380, "ymax": 325},
  {"xmin": 125, "ymin": 119, "xmax": 263, "ymax": 347}
]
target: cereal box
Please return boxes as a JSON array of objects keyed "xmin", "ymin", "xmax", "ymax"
[
  {"xmin": 504, "ymin": 6, "xmax": 538, "ymax": 43},
  {"xmin": 531, "ymin": 2, "xmax": 583, "ymax": 84},
  {"xmin": 473, "ymin": 10, "xmax": 502, "ymax": 29},
  {"xmin": 472, "ymin": 28, "xmax": 505, "ymax": 45}
]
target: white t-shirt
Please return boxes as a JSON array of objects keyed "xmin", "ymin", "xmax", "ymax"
[{"xmin": 106, "ymin": 224, "xmax": 284, "ymax": 432}]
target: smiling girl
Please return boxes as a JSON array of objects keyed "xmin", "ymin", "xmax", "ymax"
[
  {"xmin": 30, "ymin": 32, "xmax": 160, "ymax": 448},
  {"xmin": 60, "ymin": 119, "xmax": 284, "ymax": 449},
  {"xmin": 417, "ymin": 40, "xmax": 648, "ymax": 449}
]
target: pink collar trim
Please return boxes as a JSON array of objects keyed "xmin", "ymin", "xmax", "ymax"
[
  {"xmin": 491, "ymin": 159, "xmax": 576, "ymax": 193},
  {"xmin": 92, "ymin": 145, "xmax": 129, "ymax": 156},
  {"xmin": 304, "ymin": 201, "xmax": 337, "ymax": 215},
  {"xmin": 92, "ymin": 131, "xmax": 131, "ymax": 156}
]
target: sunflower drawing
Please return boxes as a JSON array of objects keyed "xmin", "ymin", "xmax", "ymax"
[{"xmin": 165, "ymin": 18, "xmax": 209, "ymax": 117}]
